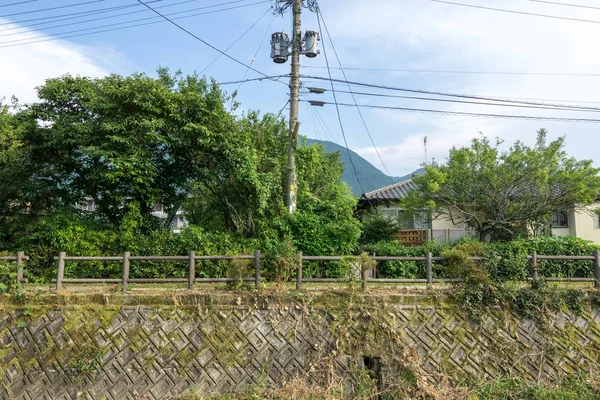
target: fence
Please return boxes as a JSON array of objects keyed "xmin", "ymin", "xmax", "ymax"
[
  {"xmin": 1, "ymin": 250, "xmax": 600, "ymax": 293},
  {"xmin": 393, "ymin": 228, "xmax": 475, "ymax": 246}
]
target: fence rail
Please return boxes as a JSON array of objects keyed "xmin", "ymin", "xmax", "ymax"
[{"xmin": 2, "ymin": 250, "xmax": 600, "ymax": 292}]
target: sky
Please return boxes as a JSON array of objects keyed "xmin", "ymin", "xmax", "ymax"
[{"xmin": 2, "ymin": 0, "xmax": 600, "ymax": 179}]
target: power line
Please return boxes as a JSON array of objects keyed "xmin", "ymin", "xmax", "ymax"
[
  {"xmin": 0, "ymin": 0, "xmax": 39, "ymax": 8},
  {"xmin": 136, "ymin": 0, "xmax": 272, "ymax": 77},
  {"xmin": 199, "ymin": 6, "xmax": 272, "ymax": 75},
  {"xmin": 306, "ymin": 100, "xmax": 600, "ymax": 123},
  {"xmin": 0, "ymin": 0, "xmax": 269, "ymax": 46},
  {"xmin": 0, "ymin": 0, "xmax": 104, "ymax": 18},
  {"xmin": 0, "ymin": 1, "xmax": 149, "ymax": 27},
  {"xmin": 316, "ymin": 5, "xmax": 366, "ymax": 195},
  {"xmin": 431, "ymin": 0, "xmax": 600, "ymax": 25},
  {"xmin": 136, "ymin": 0, "xmax": 273, "ymax": 77},
  {"xmin": 218, "ymin": 75, "xmax": 289, "ymax": 85},
  {"xmin": 317, "ymin": 5, "xmax": 390, "ymax": 176},
  {"xmin": 225, "ymin": 13, "xmax": 277, "ymax": 110},
  {"xmin": 0, "ymin": 1, "xmax": 271, "ymax": 49},
  {"xmin": 0, "ymin": 0, "xmax": 216, "ymax": 37},
  {"xmin": 302, "ymin": 65, "xmax": 600, "ymax": 77},
  {"xmin": 299, "ymin": 75, "xmax": 600, "ymax": 111},
  {"xmin": 315, "ymin": 88, "xmax": 600, "ymax": 113},
  {"xmin": 527, "ymin": 0, "xmax": 600, "ymax": 11},
  {"xmin": 302, "ymin": 92, "xmax": 336, "ymax": 142}
]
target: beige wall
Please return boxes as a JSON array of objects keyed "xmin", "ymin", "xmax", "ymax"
[{"xmin": 550, "ymin": 202, "xmax": 600, "ymax": 244}]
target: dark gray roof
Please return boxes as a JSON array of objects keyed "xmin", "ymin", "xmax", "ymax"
[{"xmin": 361, "ymin": 178, "xmax": 417, "ymax": 201}]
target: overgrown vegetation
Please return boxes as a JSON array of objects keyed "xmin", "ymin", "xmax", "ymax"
[
  {"xmin": 0, "ymin": 70, "xmax": 360, "ymax": 281},
  {"xmin": 175, "ymin": 374, "xmax": 600, "ymax": 399}
]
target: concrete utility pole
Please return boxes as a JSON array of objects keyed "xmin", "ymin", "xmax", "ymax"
[{"xmin": 286, "ymin": 0, "xmax": 302, "ymax": 214}]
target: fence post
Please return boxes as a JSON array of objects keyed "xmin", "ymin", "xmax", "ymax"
[
  {"xmin": 56, "ymin": 252, "xmax": 66, "ymax": 291},
  {"xmin": 426, "ymin": 252, "xmax": 433, "ymax": 288},
  {"xmin": 254, "ymin": 250, "xmax": 261, "ymax": 289},
  {"xmin": 530, "ymin": 250, "xmax": 538, "ymax": 282},
  {"xmin": 16, "ymin": 251, "xmax": 24, "ymax": 284},
  {"xmin": 122, "ymin": 251, "xmax": 130, "ymax": 294},
  {"xmin": 188, "ymin": 251, "xmax": 196, "ymax": 290},
  {"xmin": 594, "ymin": 250, "xmax": 600, "ymax": 290},
  {"xmin": 362, "ymin": 263, "xmax": 369, "ymax": 292},
  {"xmin": 372, "ymin": 252, "xmax": 377, "ymax": 279},
  {"xmin": 296, "ymin": 251, "xmax": 303, "ymax": 291}
]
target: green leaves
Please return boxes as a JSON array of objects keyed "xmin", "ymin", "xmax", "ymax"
[{"xmin": 407, "ymin": 130, "xmax": 600, "ymax": 242}]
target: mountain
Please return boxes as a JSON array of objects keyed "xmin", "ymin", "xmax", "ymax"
[{"xmin": 304, "ymin": 138, "xmax": 424, "ymax": 197}]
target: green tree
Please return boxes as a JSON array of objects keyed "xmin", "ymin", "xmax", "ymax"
[
  {"xmin": 406, "ymin": 130, "xmax": 600, "ymax": 242},
  {"xmin": 19, "ymin": 68, "xmax": 237, "ymax": 229},
  {"xmin": 3, "ymin": 69, "xmax": 360, "ymax": 260}
]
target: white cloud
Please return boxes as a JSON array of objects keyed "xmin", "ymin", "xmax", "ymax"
[
  {"xmin": 0, "ymin": 18, "xmax": 127, "ymax": 104},
  {"xmin": 314, "ymin": 0, "xmax": 600, "ymax": 175}
]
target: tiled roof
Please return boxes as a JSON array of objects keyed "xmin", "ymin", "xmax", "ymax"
[{"xmin": 361, "ymin": 178, "xmax": 417, "ymax": 201}]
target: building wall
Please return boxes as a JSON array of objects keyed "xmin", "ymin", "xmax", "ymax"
[{"xmin": 550, "ymin": 202, "xmax": 600, "ymax": 244}]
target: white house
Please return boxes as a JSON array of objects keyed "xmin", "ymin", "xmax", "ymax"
[{"xmin": 358, "ymin": 178, "xmax": 600, "ymax": 245}]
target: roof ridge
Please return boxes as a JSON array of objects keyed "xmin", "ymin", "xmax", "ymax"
[{"xmin": 363, "ymin": 178, "xmax": 413, "ymax": 197}]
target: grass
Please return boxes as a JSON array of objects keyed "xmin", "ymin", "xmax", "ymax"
[{"xmin": 474, "ymin": 376, "xmax": 600, "ymax": 400}]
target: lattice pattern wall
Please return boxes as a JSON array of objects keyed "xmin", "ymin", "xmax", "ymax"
[{"xmin": 0, "ymin": 297, "xmax": 598, "ymax": 399}]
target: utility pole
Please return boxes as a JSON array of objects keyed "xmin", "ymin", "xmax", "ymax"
[
  {"xmin": 286, "ymin": 0, "xmax": 302, "ymax": 214},
  {"xmin": 270, "ymin": 0, "xmax": 319, "ymax": 213}
]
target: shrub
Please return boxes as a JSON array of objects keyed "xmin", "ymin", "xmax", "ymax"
[{"xmin": 363, "ymin": 240, "xmax": 450, "ymax": 279}]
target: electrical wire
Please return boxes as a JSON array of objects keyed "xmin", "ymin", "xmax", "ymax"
[
  {"xmin": 226, "ymin": 13, "xmax": 278, "ymax": 110},
  {"xmin": 0, "ymin": 0, "xmax": 104, "ymax": 18},
  {"xmin": 431, "ymin": 0, "xmax": 600, "ymax": 25},
  {"xmin": 0, "ymin": 0, "xmax": 270, "ymax": 46},
  {"xmin": 302, "ymin": 65, "xmax": 600, "ymax": 77},
  {"xmin": 199, "ymin": 6, "xmax": 272, "ymax": 75},
  {"xmin": 0, "ymin": 0, "xmax": 39, "ymax": 8},
  {"xmin": 300, "ymin": 87, "xmax": 338, "ymax": 142},
  {"xmin": 299, "ymin": 75, "xmax": 600, "ymax": 111},
  {"xmin": 305, "ymin": 100, "xmax": 600, "ymax": 123},
  {"xmin": 316, "ymin": 5, "xmax": 366, "ymax": 196},
  {"xmin": 0, "ymin": 0, "xmax": 219, "ymax": 38},
  {"xmin": 527, "ymin": 0, "xmax": 600, "ymax": 11},
  {"xmin": 313, "ymin": 88, "xmax": 600, "ymax": 113},
  {"xmin": 0, "ymin": 1, "xmax": 271, "ymax": 49},
  {"xmin": 136, "ymin": 0, "xmax": 273, "ymax": 77},
  {"xmin": 0, "ymin": 1, "xmax": 152, "ymax": 27},
  {"xmin": 318, "ymin": 6, "xmax": 389, "ymax": 175},
  {"xmin": 218, "ymin": 75, "xmax": 289, "ymax": 85}
]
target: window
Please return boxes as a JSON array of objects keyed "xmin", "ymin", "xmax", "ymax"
[
  {"xmin": 86, "ymin": 200, "xmax": 94, "ymax": 212},
  {"xmin": 398, "ymin": 210, "xmax": 431, "ymax": 229},
  {"xmin": 551, "ymin": 211, "xmax": 569, "ymax": 228},
  {"xmin": 379, "ymin": 208, "xmax": 398, "ymax": 221}
]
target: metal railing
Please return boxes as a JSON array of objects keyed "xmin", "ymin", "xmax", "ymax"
[{"xmin": 1, "ymin": 250, "xmax": 599, "ymax": 292}]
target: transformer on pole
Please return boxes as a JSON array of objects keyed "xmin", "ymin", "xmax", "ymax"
[{"xmin": 269, "ymin": 0, "xmax": 320, "ymax": 214}]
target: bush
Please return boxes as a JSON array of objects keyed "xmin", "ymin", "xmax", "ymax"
[
  {"xmin": 363, "ymin": 240, "xmax": 450, "ymax": 279},
  {"xmin": 360, "ymin": 215, "xmax": 398, "ymax": 246},
  {"xmin": 488, "ymin": 236, "xmax": 599, "ymax": 280}
]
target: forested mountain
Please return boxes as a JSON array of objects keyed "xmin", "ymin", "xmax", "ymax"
[{"xmin": 305, "ymin": 138, "xmax": 423, "ymax": 196}]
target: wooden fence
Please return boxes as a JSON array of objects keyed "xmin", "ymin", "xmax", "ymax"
[{"xmin": 1, "ymin": 250, "xmax": 600, "ymax": 292}]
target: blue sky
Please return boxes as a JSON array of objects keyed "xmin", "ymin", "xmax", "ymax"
[{"xmin": 2, "ymin": 0, "xmax": 600, "ymax": 178}]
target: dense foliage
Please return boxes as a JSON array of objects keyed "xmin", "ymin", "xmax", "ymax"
[
  {"xmin": 405, "ymin": 131, "xmax": 600, "ymax": 242},
  {"xmin": 0, "ymin": 70, "xmax": 360, "ymax": 281},
  {"xmin": 364, "ymin": 235, "xmax": 599, "ymax": 280}
]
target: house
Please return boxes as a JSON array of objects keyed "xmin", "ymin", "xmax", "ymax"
[
  {"xmin": 550, "ymin": 206, "xmax": 600, "ymax": 243},
  {"xmin": 358, "ymin": 178, "xmax": 600, "ymax": 245},
  {"xmin": 357, "ymin": 179, "xmax": 472, "ymax": 245}
]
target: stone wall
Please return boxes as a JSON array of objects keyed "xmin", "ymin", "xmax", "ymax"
[{"xmin": 0, "ymin": 292, "xmax": 598, "ymax": 399}]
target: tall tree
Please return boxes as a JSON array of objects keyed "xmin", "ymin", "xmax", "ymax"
[
  {"xmin": 405, "ymin": 130, "xmax": 600, "ymax": 241},
  {"xmin": 20, "ymin": 68, "xmax": 236, "ymax": 228}
]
